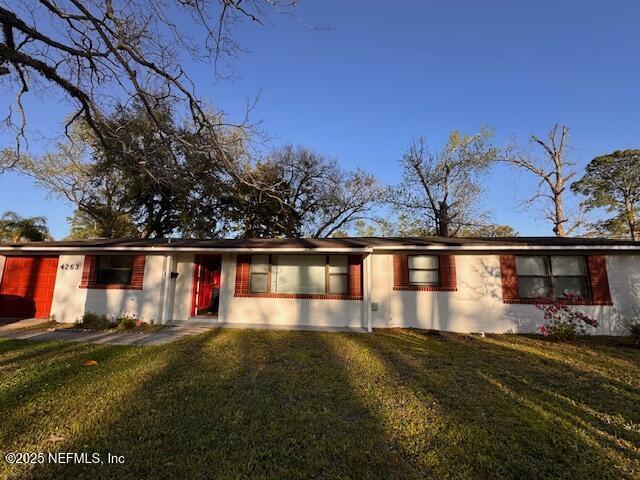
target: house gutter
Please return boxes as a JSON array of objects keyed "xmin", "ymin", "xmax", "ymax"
[
  {"xmin": 0, "ymin": 245, "xmax": 639, "ymax": 254},
  {"xmin": 370, "ymin": 245, "xmax": 640, "ymax": 252}
]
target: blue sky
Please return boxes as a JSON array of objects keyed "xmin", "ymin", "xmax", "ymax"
[{"xmin": 1, "ymin": 0, "xmax": 639, "ymax": 239}]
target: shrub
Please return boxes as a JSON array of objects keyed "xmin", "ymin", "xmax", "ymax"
[
  {"xmin": 79, "ymin": 312, "xmax": 112, "ymax": 330},
  {"xmin": 535, "ymin": 297, "xmax": 599, "ymax": 341},
  {"xmin": 116, "ymin": 316, "xmax": 137, "ymax": 330}
]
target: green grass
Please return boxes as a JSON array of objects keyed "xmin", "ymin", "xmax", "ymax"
[{"xmin": 0, "ymin": 329, "xmax": 638, "ymax": 479}]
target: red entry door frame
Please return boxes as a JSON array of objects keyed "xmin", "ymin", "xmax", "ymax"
[{"xmin": 191, "ymin": 255, "xmax": 222, "ymax": 317}]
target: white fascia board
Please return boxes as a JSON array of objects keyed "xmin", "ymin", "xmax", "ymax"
[{"xmin": 1, "ymin": 244, "xmax": 638, "ymax": 254}]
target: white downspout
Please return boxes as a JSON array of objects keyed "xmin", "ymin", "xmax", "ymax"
[{"xmin": 363, "ymin": 253, "xmax": 372, "ymax": 332}]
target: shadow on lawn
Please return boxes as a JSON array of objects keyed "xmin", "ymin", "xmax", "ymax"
[
  {"xmin": 21, "ymin": 329, "xmax": 420, "ymax": 480},
  {"xmin": 4, "ymin": 330, "xmax": 639, "ymax": 479},
  {"xmin": 349, "ymin": 330, "xmax": 640, "ymax": 479}
]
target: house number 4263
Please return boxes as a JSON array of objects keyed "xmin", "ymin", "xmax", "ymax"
[{"xmin": 60, "ymin": 263, "xmax": 81, "ymax": 271}]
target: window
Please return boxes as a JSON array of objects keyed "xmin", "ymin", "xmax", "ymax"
[
  {"xmin": 247, "ymin": 254, "xmax": 353, "ymax": 295},
  {"xmin": 271, "ymin": 255, "xmax": 326, "ymax": 294},
  {"xmin": 408, "ymin": 255, "xmax": 440, "ymax": 286},
  {"xmin": 515, "ymin": 255, "xmax": 588, "ymax": 299},
  {"xmin": 95, "ymin": 256, "xmax": 134, "ymax": 286},
  {"xmin": 328, "ymin": 255, "xmax": 348, "ymax": 294},
  {"xmin": 250, "ymin": 255, "xmax": 269, "ymax": 293}
]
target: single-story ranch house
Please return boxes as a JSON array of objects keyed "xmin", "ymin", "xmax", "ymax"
[{"xmin": 0, "ymin": 236, "xmax": 639, "ymax": 334}]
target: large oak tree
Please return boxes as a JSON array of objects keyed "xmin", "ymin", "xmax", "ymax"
[{"xmin": 0, "ymin": 0, "xmax": 297, "ymax": 204}]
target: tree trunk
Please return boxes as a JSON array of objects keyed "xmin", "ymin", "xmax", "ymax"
[
  {"xmin": 437, "ymin": 201, "xmax": 449, "ymax": 237},
  {"xmin": 624, "ymin": 198, "xmax": 637, "ymax": 240},
  {"xmin": 553, "ymin": 187, "xmax": 566, "ymax": 237}
]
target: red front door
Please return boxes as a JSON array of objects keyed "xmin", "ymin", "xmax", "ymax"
[
  {"xmin": 193, "ymin": 255, "xmax": 221, "ymax": 316},
  {"xmin": 0, "ymin": 256, "xmax": 59, "ymax": 318}
]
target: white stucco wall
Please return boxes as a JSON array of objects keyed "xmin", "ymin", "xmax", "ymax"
[
  {"xmin": 171, "ymin": 253, "xmax": 196, "ymax": 321},
  {"xmin": 50, "ymin": 254, "xmax": 166, "ymax": 323},
  {"xmin": 0, "ymin": 255, "xmax": 5, "ymax": 285},
  {"xmin": 370, "ymin": 253, "xmax": 640, "ymax": 335},
  {"xmin": 41, "ymin": 251, "xmax": 640, "ymax": 334},
  {"xmin": 170, "ymin": 253, "xmax": 364, "ymax": 327}
]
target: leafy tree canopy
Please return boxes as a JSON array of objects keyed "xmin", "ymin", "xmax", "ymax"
[
  {"xmin": 0, "ymin": 211, "xmax": 50, "ymax": 242},
  {"xmin": 572, "ymin": 149, "xmax": 640, "ymax": 240}
]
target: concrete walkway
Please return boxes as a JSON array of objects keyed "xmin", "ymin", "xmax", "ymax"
[
  {"xmin": 0, "ymin": 318, "xmax": 368, "ymax": 346},
  {"xmin": 0, "ymin": 321, "xmax": 215, "ymax": 346}
]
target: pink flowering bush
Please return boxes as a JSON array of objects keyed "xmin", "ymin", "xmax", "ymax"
[{"xmin": 535, "ymin": 295, "xmax": 599, "ymax": 340}]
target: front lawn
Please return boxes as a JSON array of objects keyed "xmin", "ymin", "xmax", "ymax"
[{"xmin": 0, "ymin": 329, "xmax": 638, "ymax": 479}]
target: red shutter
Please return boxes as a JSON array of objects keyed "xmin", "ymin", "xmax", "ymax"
[
  {"xmin": 347, "ymin": 255, "xmax": 363, "ymax": 298},
  {"xmin": 393, "ymin": 254, "xmax": 409, "ymax": 287},
  {"xmin": 130, "ymin": 255, "xmax": 146, "ymax": 289},
  {"xmin": 439, "ymin": 255, "xmax": 457, "ymax": 291},
  {"xmin": 79, "ymin": 255, "xmax": 97, "ymax": 288},
  {"xmin": 587, "ymin": 255, "xmax": 612, "ymax": 305},
  {"xmin": 499, "ymin": 255, "xmax": 518, "ymax": 302},
  {"xmin": 235, "ymin": 254, "xmax": 251, "ymax": 296}
]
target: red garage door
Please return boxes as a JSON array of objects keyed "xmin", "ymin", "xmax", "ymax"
[{"xmin": 0, "ymin": 256, "xmax": 59, "ymax": 318}]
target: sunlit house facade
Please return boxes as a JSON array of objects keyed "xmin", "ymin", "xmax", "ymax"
[{"xmin": 1, "ymin": 237, "xmax": 639, "ymax": 335}]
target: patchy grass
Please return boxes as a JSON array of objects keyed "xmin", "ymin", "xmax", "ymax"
[{"xmin": 0, "ymin": 330, "xmax": 638, "ymax": 479}]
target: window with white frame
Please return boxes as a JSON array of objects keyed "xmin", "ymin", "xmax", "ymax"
[
  {"xmin": 408, "ymin": 255, "xmax": 440, "ymax": 286},
  {"xmin": 515, "ymin": 255, "xmax": 589, "ymax": 299},
  {"xmin": 250, "ymin": 255, "xmax": 270, "ymax": 293},
  {"xmin": 249, "ymin": 254, "xmax": 351, "ymax": 295},
  {"xmin": 328, "ymin": 255, "xmax": 348, "ymax": 294}
]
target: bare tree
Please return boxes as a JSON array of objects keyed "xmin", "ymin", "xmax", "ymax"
[
  {"xmin": 13, "ymin": 131, "xmax": 136, "ymax": 238},
  {"xmin": 0, "ymin": 0, "xmax": 297, "ymax": 197},
  {"xmin": 502, "ymin": 124, "xmax": 583, "ymax": 237},
  {"xmin": 390, "ymin": 128, "xmax": 499, "ymax": 237},
  {"xmin": 229, "ymin": 145, "xmax": 383, "ymax": 238}
]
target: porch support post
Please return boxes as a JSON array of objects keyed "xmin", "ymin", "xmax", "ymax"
[
  {"xmin": 363, "ymin": 253, "xmax": 372, "ymax": 332},
  {"xmin": 159, "ymin": 254, "xmax": 174, "ymax": 324}
]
